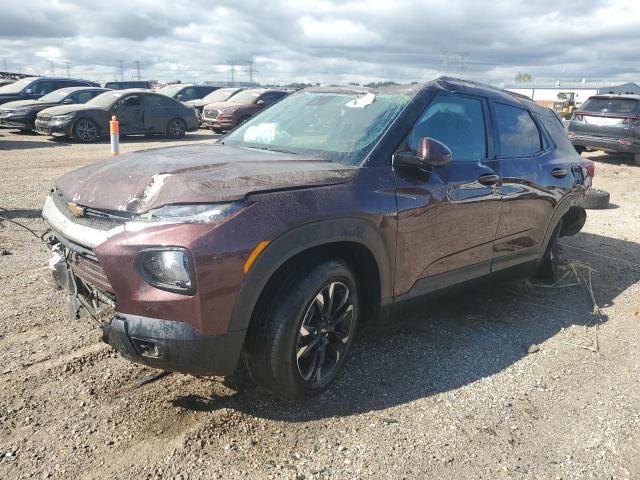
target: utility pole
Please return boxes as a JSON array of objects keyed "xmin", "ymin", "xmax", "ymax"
[
  {"xmin": 230, "ymin": 61, "xmax": 235, "ymax": 86},
  {"xmin": 441, "ymin": 53, "xmax": 448, "ymax": 74},
  {"xmin": 135, "ymin": 60, "xmax": 141, "ymax": 80},
  {"xmin": 64, "ymin": 61, "xmax": 71, "ymax": 77},
  {"xmin": 118, "ymin": 60, "xmax": 125, "ymax": 81},
  {"xmin": 248, "ymin": 59, "xmax": 255, "ymax": 85},
  {"xmin": 50, "ymin": 61, "xmax": 56, "ymax": 76},
  {"xmin": 2, "ymin": 58, "xmax": 7, "ymax": 72}
]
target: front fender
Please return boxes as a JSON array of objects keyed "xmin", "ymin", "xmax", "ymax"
[{"xmin": 228, "ymin": 217, "xmax": 394, "ymax": 333}]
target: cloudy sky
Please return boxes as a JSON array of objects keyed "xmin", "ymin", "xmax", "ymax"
[{"xmin": 1, "ymin": 0, "xmax": 639, "ymax": 86}]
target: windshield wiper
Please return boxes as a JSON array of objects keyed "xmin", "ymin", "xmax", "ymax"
[{"xmin": 246, "ymin": 145, "xmax": 299, "ymax": 155}]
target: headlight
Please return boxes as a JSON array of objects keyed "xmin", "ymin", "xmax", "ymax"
[
  {"xmin": 4, "ymin": 107, "xmax": 30, "ymax": 115},
  {"xmin": 221, "ymin": 107, "xmax": 237, "ymax": 113},
  {"xmin": 127, "ymin": 203, "xmax": 243, "ymax": 228},
  {"xmin": 51, "ymin": 114, "xmax": 74, "ymax": 122},
  {"xmin": 134, "ymin": 248, "xmax": 196, "ymax": 295}
]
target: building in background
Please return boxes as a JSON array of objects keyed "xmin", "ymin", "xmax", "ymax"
[{"xmin": 505, "ymin": 81, "xmax": 640, "ymax": 108}]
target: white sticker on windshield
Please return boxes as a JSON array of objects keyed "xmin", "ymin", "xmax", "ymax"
[
  {"xmin": 345, "ymin": 92, "xmax": 375, "ymax": 108},
  {"xmin": 243, "ymin": 123, "xmax": 277, "ymax": 143}
]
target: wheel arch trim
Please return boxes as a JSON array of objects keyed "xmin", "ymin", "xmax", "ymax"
[{"xmin": 228, "ymin": 217, "xmax": 393, "ymax": 333}]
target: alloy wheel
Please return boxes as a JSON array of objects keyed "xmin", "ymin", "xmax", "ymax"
[
  {"xmin": 75, "ymin": 120, "xmax": 97, "ymax": 142},
  {"xmin": 296, "ymin": 282, "xmax": 355, "ymax": 383},
  {"xmin": 168, "ymin": 118, "xmax": 185, "ymax": 137}
]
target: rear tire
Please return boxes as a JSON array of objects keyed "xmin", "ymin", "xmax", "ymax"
[
  {"xmin": 574, "ymin": 145, "xmax": 585, "ymax": 154},
  {"xmin": 244, "ymin": 258, "xmax": 360, "ymax": 399},
  {"xmin": 535, "ymin": 220, "xmax": 562, "ymax": 282},
  {"xmin": 582, "ymin": 188, "xmax": 610, "ymax": 209},
  {"xmin": 166, "ymin": 118, "xmax": 186, "ymax": 139},
  {"xmin": 73, "ymin": 118, "xmax": 98, "ymax": 143}
]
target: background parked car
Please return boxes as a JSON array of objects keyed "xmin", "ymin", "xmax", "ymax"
[
  {"xmin": 157, "ymin": 84, "xmax": 218, "ymax": 102},
  {"xmin": 201, "ymin": 88, "xmax": 289, "ymax": 132},
  {"xmin": 104, "ymin": 81, "xmax": 152, "ymax": 90},
  {"xmin": 34, "ymin": 89, "xmax": 198, "ymax": 142},
  {"xmin": 568, "ymin": 94, "xmax": 640, "ymax": 164},
  {"xmin": 184, "ymin": 87, "xmax": 244, "ymax": 124},
  {"xmin": 0, "ymin": 87, "xmax": 109, "ymax": 132},
  {"xmin": 0, "ymin": 77, "xmax": 99, "ymax": 105}
]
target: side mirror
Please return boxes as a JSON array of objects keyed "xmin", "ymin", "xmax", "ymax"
[
  {"xmin": 176, "ymin": 94, "xmax": 184, "ymax": 101},
  {"xmin": 62, "ymin": 98, "xmax": 74, "ymax": 104},
  {"xmin": 24, "ymin": 88, "xmax": 33, "ymax": 95},
  {"xmin": 393, "ymin": 137, "xmax": 452, "ymax": 170},
  {"xmin": 256, "ymin": 99, "xmax": 265, "ymax": 106}
]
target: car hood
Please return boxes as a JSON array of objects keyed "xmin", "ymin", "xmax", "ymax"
[
  {"xmin": 0, "ymin": 99, "xmax": 41, "ymax": 109},
  {"xmin": 40, "ymin": 104, "xmax": 103, "ymax": 116},
  {"xmin": 186, "ymin": 99, "xmax": 208, "ymax": 108},
  {"xmin": 55, "ymin": 144, "xmax": 357, "ymax": 214},
  {"xmin": 203, "ymin": 101, "xmax": 247, "ymax": 112}
]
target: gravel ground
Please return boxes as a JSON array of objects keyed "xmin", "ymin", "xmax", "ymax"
[{"xmin": 0, "ymin": 129, "xmax": 639, "ymax": 479}]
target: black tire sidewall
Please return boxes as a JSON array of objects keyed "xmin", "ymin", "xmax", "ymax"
[
  {"xmin": 582, "ymin": 189, "xmax": 610, "ymax": 209},
  {"xmin": 263, "ymin": 259, "xmax": 359, "ymax": 398}
]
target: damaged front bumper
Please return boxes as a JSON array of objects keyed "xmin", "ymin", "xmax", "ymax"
[{"xmin": 43, "ymin": 193, "xmax": 245, "ymax": 377}]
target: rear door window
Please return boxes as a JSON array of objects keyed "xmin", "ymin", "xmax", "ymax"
[
  {"xmin": 405, "ymin": 93, "xmax": 488, "ymax": 161},
  {"xmin": 493, "ymin": 103, "xmax": 541, "ymax": 157}
]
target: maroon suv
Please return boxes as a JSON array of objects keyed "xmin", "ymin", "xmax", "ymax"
[
  {"xmin": 43, "ymin": 78, "xmax": 590, "ymax": 399},
  {"xmin": 201, "ymin": 88, "xmax": 288, "ymax": 132}
]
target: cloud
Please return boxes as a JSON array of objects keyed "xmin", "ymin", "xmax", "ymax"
[{"xmin": 0, "ymin": 0, "xmax": 638, "ymax": 86}]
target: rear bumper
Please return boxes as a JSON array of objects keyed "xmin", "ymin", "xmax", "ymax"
[
  {"xmin": 570, "ymin": 133, "xmax": 640, "ymax": 153},
  {"xmin": 103, "ymin": 313, "xmax": 245, "ymax": 376}
]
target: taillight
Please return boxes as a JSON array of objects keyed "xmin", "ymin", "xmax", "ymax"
[
  {"xmin": 622, "ymin": 117, "xmax": 640, "ymax": 126},
  {"xmin": 582, "ymin": 160, "xmax": 595, "ymax": 178}
]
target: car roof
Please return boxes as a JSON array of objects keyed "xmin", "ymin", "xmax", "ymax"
[
  {"xmin": 49, "ymin": 86, "xmax": 110, "ymax": 94},
  {"xmin": 587, "ymin": 94, "xmax": 640, "ymax": 101},
  {"xmin": 301, "ymin": 77, "xmax": 546, "ymax": 113},
  {"xmin": 107, "ymin": 88, "xmax": 154, "ymax": 94},
  {"xmin": 24, "ymin": 76, "xmax": 96, "ymax": 83}
]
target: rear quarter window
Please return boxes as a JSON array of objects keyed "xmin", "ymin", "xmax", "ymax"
[{"xmin": 494, "ymin": 103, "xmax": 541, "ymax": 156}]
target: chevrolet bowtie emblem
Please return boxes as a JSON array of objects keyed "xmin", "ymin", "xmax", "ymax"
[{"xmin": 68, "ymin": 202, "xmax": 85, "ymax": 217}]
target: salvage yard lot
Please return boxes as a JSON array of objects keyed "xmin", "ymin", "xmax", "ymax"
[{"xmin": 1, "ymin": 130, "xmax": 639, "ymax": 479}]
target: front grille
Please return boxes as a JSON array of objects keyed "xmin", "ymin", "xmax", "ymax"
[
  {"xmin": 204, "ymin": 110, "xmax": 219, "ymax": 119},
  {"xmin": 52, "ymin": 190, "xmax": 128, "ymax": 230},
  {"xmin": 39, "ymin": 113, "xmax": 51, "ymax": 121},
  {"xmin": 70, "ymin": 252, "xmax": 114, "ymax": 294}
]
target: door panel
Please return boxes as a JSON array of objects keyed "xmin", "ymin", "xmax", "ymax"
[
  {"xmin": 489, "ymin": 102, "xmax": 559, "ymax": 269},
  {"xmin": 393, "ymin": 92, "xmax": 501, "ymax": 296},
  {"xmin": 111, "ymin": 95, "xmax": 144, "ymax": 133}
]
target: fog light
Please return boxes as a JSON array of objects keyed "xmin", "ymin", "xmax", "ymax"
[{"xmin": 134, "ymin": 248, "xmax": 196, "ymax": 295}]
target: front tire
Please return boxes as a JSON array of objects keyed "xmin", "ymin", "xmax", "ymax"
[
  {"xmin": 244, "ymin": 258, "xmax": 360, "ymax": 399},
  {"xmin": 73, "ymin": 118, "xmax": 98, "ymax": 143},
  {"xmin": 166, "ymin": 118, "xmax": 186, "ymax": 139}
]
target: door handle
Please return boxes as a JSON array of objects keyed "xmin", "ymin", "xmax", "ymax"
[
  {"xmin": 551, "ymin": 168, "xmax": 567, "ymax": 178},
  {"xmin": 477, "ymin": 173, "xmax": 501, "ymax": 185}
]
